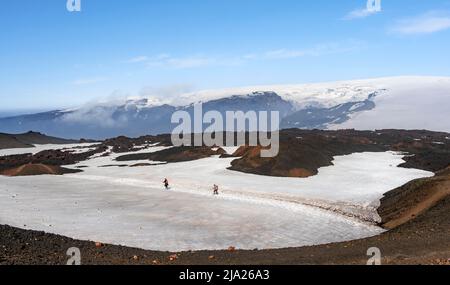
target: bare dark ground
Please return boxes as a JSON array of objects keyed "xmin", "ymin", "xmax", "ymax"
[{"xmin": 1, "ymin": 194, "xmax": 450, "ymax": 265}]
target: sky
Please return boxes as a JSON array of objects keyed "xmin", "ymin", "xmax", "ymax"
[{"xmin": 1, "ymin": 0, "xmax": 450, "ymax": 112}]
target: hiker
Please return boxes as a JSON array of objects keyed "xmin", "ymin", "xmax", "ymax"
[
  {"xmin": 213, "ymin": 184, "xmax": 219, "ymax": 195},
  {"xmin": 163, "ymin": 178, "xmax": 169, "ymax": 190}
]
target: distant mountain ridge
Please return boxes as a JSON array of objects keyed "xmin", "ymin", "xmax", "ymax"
[
  {"xmin": 0, "ymin": 76, "xmax": 449, "ymax": 139},
  {"xmin": 0, "ymin": 131, "xmax": 78, "ymax": 150}
]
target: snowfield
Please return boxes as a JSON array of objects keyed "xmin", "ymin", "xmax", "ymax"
[
  {"xmin": 0, "ymin": 143, "xmax": 99, "ymax": 156},
  {"xmin": 0, "ymin": 144, "xmax": 433, "ymax": 251}
]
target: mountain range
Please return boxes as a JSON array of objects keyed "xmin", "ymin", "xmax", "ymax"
[{"xmin": 0, "ymin": 76, "xmax": 449, "ymax": 139}]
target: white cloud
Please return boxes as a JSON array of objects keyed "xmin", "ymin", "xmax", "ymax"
[
  {"xmin": 154, "ymin": 56, "xmax": 216, "ymax": 69},
  {"xmin": 242, "ymin": 53, "xmax": 258, "ymax": 60},
  {"xmin": 344, "ymin": 8, "xmax": 379, "ymax": 20},
  {"xmin": 61, "ymin": 93, "xmax": 129, "ymax": 128},
  {"xmin": 344, "ymin": 1, "xmax": 382, "ymax": 20},
  {"xmin": 139, "ymin": 84, "xmax": 194, "ymax": 103},
  {"xmin": 60, "ymin": 84, "xmax": 195, "ymax": 127},
  {"xmin": 72, "ymin": 77, "xmax": 109, "ymax": 86},
  {"xmin": 265, "ymin": 41, "xmax": 366, "ymax": 59},
  {"xmin": 265, "ymin": 49, "xmax": 307, "ymax": 59},
  {"xmin": 126, "ymin": 56, "xmax": 149, "ymax": 63},
  {"xmin": 125, "ymin": 40, "xmax": 365, "ymax": 69},
  {"xmin": 126, "ymin": 53, "xmax": 242, "ymax": 69},
  {"xmin": 390, "ymin": 11, "xmax": 450, "ymax": 35}
]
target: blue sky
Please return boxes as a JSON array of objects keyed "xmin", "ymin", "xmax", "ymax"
[{"xmin": 1, "ymin": 0, "xmax": 450, "ymax": 112}]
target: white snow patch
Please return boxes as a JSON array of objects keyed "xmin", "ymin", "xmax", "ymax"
[
  {"xmin": 0, "ymin": 145, "xmax": 433, "ymax": 251},
  {"xmin": 220, "ymin": 146, "xmax": 241, "ymax": 155},
  {"xmin": 349, "ymin": 102, "xmax": 366, "ymax": 112},
  {"xmin": 0, "ymin": 143, "xmax": 99, "ymax": 157}
]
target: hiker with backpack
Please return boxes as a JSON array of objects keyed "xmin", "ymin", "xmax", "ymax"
[
  {"xmin": 163, "ymin": 178, "xmax": 169, "ymax": 190},
  {"xmin": 213, "ymin": 184, "xmax": 219, "ymax": 195}
]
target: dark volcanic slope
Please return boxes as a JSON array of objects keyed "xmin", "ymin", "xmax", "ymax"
[
  {"xmin": 0, "ymin": 133, "xmax": 32, "ymax": 149},
  {"xmin": 0, "ymin": 134, "xmax": 176, "ymax": 174},
  {"xmin": 229, "ymin": 129, "xmax": 450, "ymax": 177},
  {"xmin": 378, "ymin": 167, "xmax": 450, "ymax": 229},
  {"xmin": 229, "ymin": 132, "xmax": 384, "ymax": 177},
  {"xmin": 103, "ymin": 134, "xmax": 172, "ymax": 153},
  {"xmin": 116, "ymin": 146, "xmax": 224, "ymax": 163},
  {"xmin": 0, "ymin": 146, "xmax": 108, "ymax": 172},
  {"xmin": 0, "ymin": 131, "xmax": 78, "ymax": 150}
]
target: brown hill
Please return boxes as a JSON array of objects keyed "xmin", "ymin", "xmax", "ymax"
[
  {"xmin": 0, "ymin": 133, "xmax": 33, "ymax": 149},
  {"xmin": 378, "ymin": 167, "xmax": 450, "ymax": 229},
  {"xmin": 0, "ymin": 131, "xmax": 78, "ymax": 150},
  {"xmin": 0, "ymin": 163, "xmax": 82, "ymax": 176}
]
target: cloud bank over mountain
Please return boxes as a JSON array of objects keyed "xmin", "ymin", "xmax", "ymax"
[{"xmin": 0, "ymin": 76, "xmax": 449, "ymax": 139}]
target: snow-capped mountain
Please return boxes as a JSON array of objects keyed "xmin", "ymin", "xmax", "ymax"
[{"xmin": 0, "ymin": 76, "xmax": 449, "ymax": 139}]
